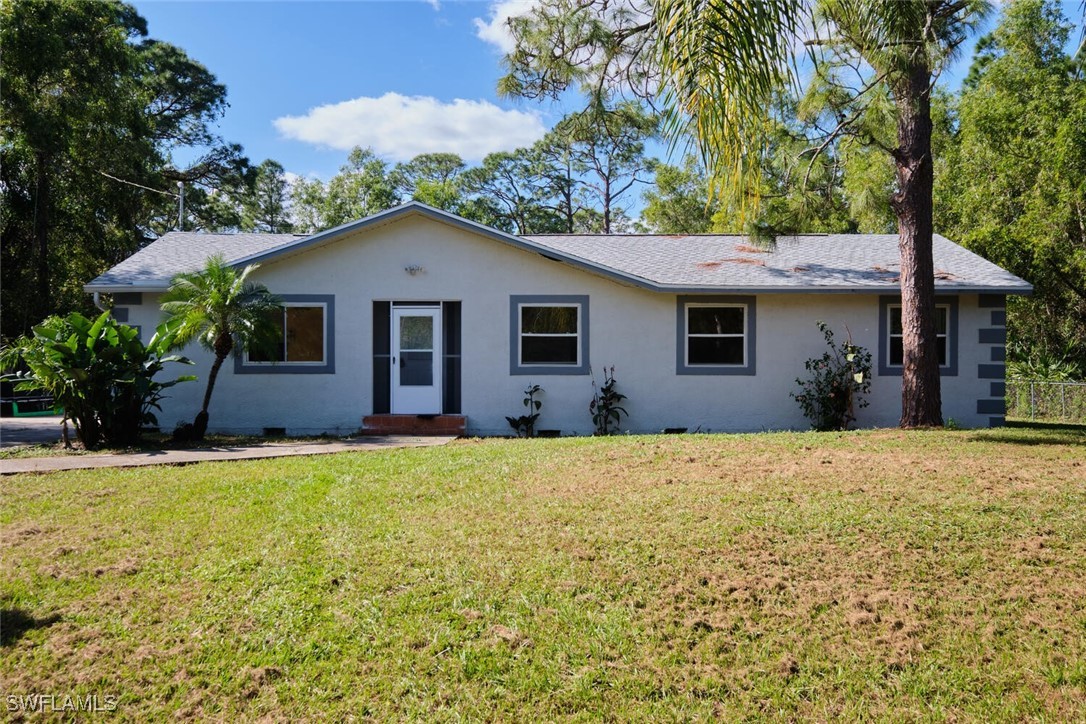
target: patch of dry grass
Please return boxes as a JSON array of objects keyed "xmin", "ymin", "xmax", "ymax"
[{"xmin": 2, "ymin": 427, "xmax": 1084, "ymax": 719}]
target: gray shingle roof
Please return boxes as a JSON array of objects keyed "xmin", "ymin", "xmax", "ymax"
[
  {"xmin": 519, "ymin": 232, "xmax": 1032, "ymax": 292},
  {"xmin": 85, "ymin": 203, "xmax": 1031, "ymax": 294},
  {"xmin": 88, "ymin": 231, "xmax": 302, "ymax": 289}
]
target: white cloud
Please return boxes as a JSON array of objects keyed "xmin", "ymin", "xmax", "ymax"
[
  {"xmin": 424, "ymin": 0, "xmax": 440, "ymax": 10},
  {"xmin": 473, "ymin": 0, "xmax": 535, "ymax": 54},
  {"xmin": 273, "ymin": 93, "xmax": 547, "ymax": 161}
]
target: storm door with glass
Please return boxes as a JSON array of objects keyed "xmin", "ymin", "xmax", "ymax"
[{"xmin": 391, "ymin": 306, "xmax": 442, "ymax": 413}]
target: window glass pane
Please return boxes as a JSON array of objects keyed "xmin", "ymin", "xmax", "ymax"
[
  {"xmin": 688, "ymin": 336, "xmax": 744, "ymax": 365},
  {"xmin": 688, "ymin": 306, "xmax": 744, "ymax": 335},
  {"xmin": 890, "ymin": 307, "xmax": 903, "ymax": 335},
  {"xmin": 890, "ymin": 337, "xmax": 904, "ymax": 365},
  {"xmin": 400, "ymin": 351, "xmax": 433, "ymax": 385},
  {"xmin": 522, "ymin": 335, "xmax": 578, "ymax": 364},
  {"xmin": 522, "ymin": 306, "xmax": 577, "ymax": 334},
  {"xmin": 399, "ymin": 315, "xmax": 433, "ymax": 350},
  {"xmin": 286, "ymin": 307, "xmax": 324, "ymax": 362},
  {"xmin": 935, "ymin": 306, "xmax": 948, "ymax": 335},
  {"xmin": 938, "ymin": 337, "xmax": 948, "ymax": 365},
  {"xmin": 248, "ymin": 309, "xmax": 285, "ymax": 362}
]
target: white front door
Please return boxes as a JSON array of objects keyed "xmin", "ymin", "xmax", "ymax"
[{"xmin": 391, "ymin": 307, "xmax": 442, "ymax": 414}]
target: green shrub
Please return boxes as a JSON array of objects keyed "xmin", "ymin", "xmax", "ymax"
[
  {"xmin": 0, "ymin": 311, "xmax": 195, "ymax": 449},
  {"xmin": 792, "ymin": 322, "xmax": 873, "ymax": 431}
]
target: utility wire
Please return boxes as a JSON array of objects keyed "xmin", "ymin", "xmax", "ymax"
[{"xmin": 97, "ymin": 170, "xmax": 180, "ymax": 198}]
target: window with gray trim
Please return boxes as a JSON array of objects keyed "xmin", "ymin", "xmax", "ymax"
[
  {"xmin": 236, "ymin": 294, "xmax": 335, "ymax": 375},
  {"xmin": 878, "ymin": 296, "xmax": 958, "ymax": 377},
  {"xmin": 676, "ymin": 296, "xmax": 757, "ymax": 375},
  {"xmin": 509, "ymin": 295, "xmax": 590, "ymax": 375}
]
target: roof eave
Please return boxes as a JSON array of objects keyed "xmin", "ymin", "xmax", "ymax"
[
  {"xmin": 652, "ymin": 284, "xmax": 1033, "ymax": 295},
  {"xmin": 83, "ymin": 282, "xmax": 170, "ymax": 294}
]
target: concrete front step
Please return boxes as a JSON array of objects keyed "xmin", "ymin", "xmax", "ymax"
[{"xmin": 362, "ymin": 414, "xmax": 466, "ymax": 436}]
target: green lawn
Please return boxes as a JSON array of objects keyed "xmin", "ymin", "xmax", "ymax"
[{"xmin": 3, "ymin": 428, "xmax": 1085, "ymax": 719}]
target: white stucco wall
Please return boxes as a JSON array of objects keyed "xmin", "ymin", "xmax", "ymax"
[{"xmin": 121, "ymin": 214, "xmax": 1004, "ymax": 435}]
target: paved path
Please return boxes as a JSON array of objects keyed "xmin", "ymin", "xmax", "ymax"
[
  {"xmin": 0, "ymin": 435, "xmax": 454, "ymax": 475},
  {"xmin": 0, "ymin": 415, "xmax": 65, "ymax": 448}
]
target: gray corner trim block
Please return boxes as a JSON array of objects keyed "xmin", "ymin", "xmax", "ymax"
[
  {"xmin": 988, "ymin": 416, "xmax": 1005, "ymax": 428},
  {"xmin": 978, "ymin": 294, "xmax": 1007, "ymax": 308},
  {"xmin": 990, "ymin": 310, "xmax": 1006, "ymax": 326},
  {"xmin": 878, "ymin": 295, "xmax": 959, "ymax": 377},
  {"xmin": 990, "ymin": 381, "xmax": 1005, "ymax": 397},
  {"xmin": 977, "ymin": 398, "xmax": 1006, "ymax": 415},
  {"xmin": 509, "ymin": 294, "xmax": 591, "ymax": 376},
  {"xmin": 675, "ymin": 295, "xmax": 757, "ymax": 376},
  {"xmin": 979, "ymin": 328, "xmax": 1007, "ymax": 345},
  {"xmin": 234, "ymin": 294, "xmax": 336, "ymax": 375},
  {"xmin": 991, "ymin": 346, "xmax": 1006, "ymax": 362},
  {"xmin": 111, "ymin": 307, "xmax": 129, "ymax": 323},
  {"xmin": 113, "ymin": 292, "xmax": 143, "ymax": 305},
  {"xmin": 978, "ymin": 363, "xmax": 1005, "ymax": 379}
]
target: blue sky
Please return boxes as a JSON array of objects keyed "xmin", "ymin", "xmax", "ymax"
[
  {"xmin": 133, "ymin": 0, "xmax": 1084, "ymax": 184},
  {"xmin": 134, "ymin": 0, "xmax": 560, "ymax": 180}
]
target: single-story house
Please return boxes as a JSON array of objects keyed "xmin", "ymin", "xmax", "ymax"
[{"xmin": 85, "ymin": 202, "xmax": 1031, "ymax": 436}]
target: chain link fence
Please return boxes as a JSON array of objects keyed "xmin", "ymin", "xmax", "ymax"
[{"xmin": 1006, "ymin": 380, "xmax": 1086, "ymax": 423}]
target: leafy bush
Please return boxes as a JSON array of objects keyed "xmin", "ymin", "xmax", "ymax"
[
  {"xmin": 590, "ymin": 366, "xmax": 628, "ymax": 435},
  {"xmin": 791, "ymin": 322, "xmax": 872, "ymax": 431},
  {"xmin": 506, "ymin": 384, "xmax": 543, "ymax": 437},
  {"xmin": 1007, "ymin": 350, "xmax": 1082, "ymax": 382},
  {"xmin": 0, "ymin": 311, "xmax": 195, "ymax": 449}
]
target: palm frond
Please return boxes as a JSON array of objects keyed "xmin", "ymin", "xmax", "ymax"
[
  {"xmin": 654, "ymin": 0, "xmax": 805, "ymax": 218},
  {"xmin": 160, "ymin": 254, "xmax": 281, "ymax": 354}
]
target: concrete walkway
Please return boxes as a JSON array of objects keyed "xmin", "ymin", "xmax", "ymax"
[
  {"xmin": 0, "ymin": 435, "xmax": 454, "ymax": 475},
  {"xmin": 0, "ymin": 415, "xmax": 66, "ymax": 448}
]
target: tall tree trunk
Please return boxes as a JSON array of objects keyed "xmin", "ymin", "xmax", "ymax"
[
  {"xmin": 33, "ymin": 152, "xmax": 51, "ymax": 318},
  {"xmin": 891, "ymin": 62, "xmax": 942, "ymax": 428}
]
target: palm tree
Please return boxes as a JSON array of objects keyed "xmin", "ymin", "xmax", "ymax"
[
  {"xmin": 502, "ymin": 0, "xmax": 988, "ymax": 427},
  {"xmin": 652, "ymin": 0, "xmax": 988, "ymax": 427},
  {"xmin": 160, "ymin": 254, "xmax": 281, "ymax": 440}
]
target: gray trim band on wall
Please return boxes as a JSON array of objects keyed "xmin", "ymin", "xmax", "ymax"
[
  {"xmin": 111, "ymin": 307, "xmax": 129, "ymax": 323},
  {"xmin": 509, "ymin": 295, "xmax": 591, "ymax": 375},
  {"xmin": 977, "ymin": 399, "xmax": 1006, "ymax": 415},
  {"xmin": 877, "ymin": 295, "xmax": 959, "ymax": 377},
  {"xmin": 675, "ymin": 295, "xmax": 757, "ymax": 376},
  {"xmin": 234, "ymin": 294, "xmax": 336, "ymax": 375},
  {"xmin": 979, "ymin": 328, "xmax": 1006, "ymax": 344},
  {"xmin": 978, "ymin": 364, "xmax": 1005, "ymax": 379}
]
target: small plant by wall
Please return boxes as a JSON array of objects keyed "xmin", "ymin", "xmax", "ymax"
[
  {"xmin": 590, "ymin": 366, "xmax": 628, "ymax": 435},
  {"xmin": 791, "ymin": 322, "xmax": 872, "ymax": 431},
  {"xmin": 507, "ymin": 384, "xmax": 543, "ymax": 437}
]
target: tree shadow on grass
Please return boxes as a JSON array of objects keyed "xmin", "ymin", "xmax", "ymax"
[
  {"xmin": 1, "ymin": 608, "xmax": 61, "ymax": 646},
  {"xmin": 967, "ymin": 421, "xmax": 1086, "ymax": 447}
]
